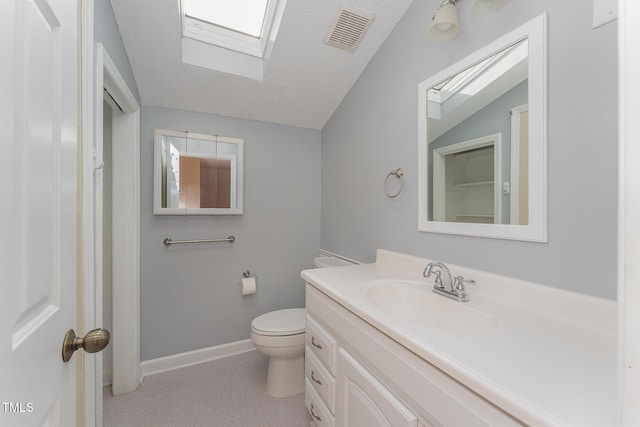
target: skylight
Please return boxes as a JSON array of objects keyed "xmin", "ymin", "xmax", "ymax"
[
  {"xmin": 184, "ymin": 0, "xmax": 269, "ymax": 38},
  {"xmin": 427, "ymin": 39, "xmax": 528, "ymax": 120},
  {"xmin": 180, "ymin": 0, "xmax": 286, "ymax": 80}
]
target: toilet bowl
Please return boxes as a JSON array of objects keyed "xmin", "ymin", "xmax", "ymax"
[
  {"xmin": 250, "ymin": 255, "xmax": 353, "ymax": 398},
  {"xmin": 250, "ymin": 308, "xmax": 306, "ymax": 397}
]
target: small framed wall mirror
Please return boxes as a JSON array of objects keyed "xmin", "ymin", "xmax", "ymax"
[
  {"xmin": 154, "ymin": 129, "xmax": 244, "ymax": 215},
  {"xmin": 418, "ymin": 13, "xmax": 547, "ymax": 241}
]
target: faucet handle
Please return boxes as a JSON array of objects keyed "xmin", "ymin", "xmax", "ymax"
[
  {"xmin": 453, "ymin": 276, "xmax": 475, "ymax": 294},
  {"xmin": 432, "ymin": 270, "xmax": 444, "ymax": 289}
]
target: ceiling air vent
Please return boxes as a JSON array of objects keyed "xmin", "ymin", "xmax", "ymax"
[{"xmin": 324, "ymin": 7, "xmax": 375, "ymax": 52}]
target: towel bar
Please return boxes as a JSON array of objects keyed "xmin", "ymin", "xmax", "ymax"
[{"xmin": 163, "ymin": 236, "xmax": 235, "ymax": 246}]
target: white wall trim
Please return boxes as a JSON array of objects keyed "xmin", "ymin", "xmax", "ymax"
[
  {"xmin": 141, "ymin": 340, "xmax": 256, "ymax": 378},
  {"xmin": 619, "ymin": 0, "xmax": 640, "ymax": 424},
  {"xmin": 509, "ymin": 104, "xmax": 528, "ymax": 225},
  {"xmin": 81, "ymin": 1, "xmax": 98, "ymax": 426},
  {"xmin": 96, "ymin": 43, "xmax": 142, "ymax": 396}
]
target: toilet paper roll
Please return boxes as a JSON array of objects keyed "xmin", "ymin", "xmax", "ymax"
[{"xmin": 241, "ymin": 276, "xmax": 257, "ymax": 295}]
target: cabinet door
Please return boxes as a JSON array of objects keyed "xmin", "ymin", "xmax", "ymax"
[{"xmin": 337, "ymin": 349, "xmax": 418, "ymax": 427}]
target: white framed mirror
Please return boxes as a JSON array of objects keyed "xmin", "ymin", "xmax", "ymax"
[
  {"xmin": 154, "ymin": 128, "xmax": 244, "ymax": 215},
  {"xmin": 418, "ymin": 13, "xmax": 547, "ymax": 241}
]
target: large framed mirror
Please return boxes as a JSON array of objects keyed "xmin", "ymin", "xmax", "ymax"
[
  {"xmin": 418, "ymin": 13, "xmax": 547, "ymax": 241},
  {"xmin": 154, "ymin": 129, "xmax": 244, "ymax": 215}
]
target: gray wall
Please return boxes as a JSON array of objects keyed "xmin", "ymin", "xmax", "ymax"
[
  {"xmin": 321, "ymin": 0, "xmax": 618, "ymax": 299},
  {"xmin": 141, "ymin": 106, "xmax": 321, "ymax": 361},
  {"xmin": 95, "ymin": 0, "xmax": 140, "ymax": 103}
]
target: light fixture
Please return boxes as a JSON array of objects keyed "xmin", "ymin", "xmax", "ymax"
[
  {"xmin": 427, "ymin": 0, "xmax": 461, "ymax": 42},
  {"xmin": 427, "ymin": 0, "xmax": 511, "ymax": 42}
]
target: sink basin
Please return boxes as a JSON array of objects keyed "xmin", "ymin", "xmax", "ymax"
[{"xmin": 364, "ymin": 280, "xmax": 500, "ymax": 335}]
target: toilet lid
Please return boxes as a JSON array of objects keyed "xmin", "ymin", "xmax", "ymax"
[{"xmin": 252, "ymin": 308, "xmax": 305, "ymax": 336}]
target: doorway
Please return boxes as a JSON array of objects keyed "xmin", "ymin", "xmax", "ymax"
[
  {"xmin": 91, "ymin": 43, "xmax": 141, "ymax": 412},
  {"xmin": 432, "ymin": 133, "xmax": 503, "ymax": 224}
]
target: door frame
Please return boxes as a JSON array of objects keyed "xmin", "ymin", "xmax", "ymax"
[
  {"xmin": 95, "ymin": 43, "xmax": 142, "ymax": 397},
  {"xmin": 81, "ymin": 2, "xmax": 97, "ymax": 425},
  {"xmin": 619, "ymin": 0, "xmax": 640, "ymax": 424},
  {"xmin": 509, "ymin": 104, "xmax": 527, "ymax": 224},
  {"xmin": 432, "ymin": 133, "xmax": 502, "ymax": 223},
  {"xmin": 81, "ymin": 29, "xmax": 141, "ymax": 425}
]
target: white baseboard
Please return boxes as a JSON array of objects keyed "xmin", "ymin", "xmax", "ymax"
[{"xmin": 140, "ymin": 339, "xmax": 256, "ymax": 378}]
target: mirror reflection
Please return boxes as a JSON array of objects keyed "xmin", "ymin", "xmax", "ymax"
[
  {"xmin": 427, "ymin": 39, "xmax": 528, "ymax": 225},
  {"xmin": 418, "ymin": 13, "xmax": 548, "ymax": 242},
  {"xmin": 154, "ymin": 129, "xmax": 244, "ymax": 215}
]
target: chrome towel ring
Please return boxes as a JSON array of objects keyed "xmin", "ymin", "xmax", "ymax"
[{"xmin": 384, "ymin": 168, "xmax": 404, "ymax": 198}]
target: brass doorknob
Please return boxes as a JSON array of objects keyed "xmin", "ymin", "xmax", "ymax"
[{"xmin": 62, "ymin": 328, "xmax": 110, "ymax": 362}]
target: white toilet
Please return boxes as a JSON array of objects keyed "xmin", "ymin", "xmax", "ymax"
[
  {"xmin": 250, "ymin": 255, "xmax": 353, "ymax": 398},
  {"xmin": 251, "ymin": 308, "xmax": 306, "ymax": 397}
]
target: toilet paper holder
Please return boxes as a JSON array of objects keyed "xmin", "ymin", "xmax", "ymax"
[{"xmin": 240, "ymin": 271, "xmax": 257, "ymax": 296}]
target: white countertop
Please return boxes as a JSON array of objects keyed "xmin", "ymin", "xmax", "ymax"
[{"xmin": 301, "ymin": 250, "xmax": 618, "ymax": 427}]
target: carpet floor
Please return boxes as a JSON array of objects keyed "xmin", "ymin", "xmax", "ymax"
[{"xmin": 104, "ymin": 350, "xmax": 310, "ymax": 427}]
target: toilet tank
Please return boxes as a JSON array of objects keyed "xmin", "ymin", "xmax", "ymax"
[{"xmin": 313, "ymin": 256, "xmax": 354, "ymax": 268}]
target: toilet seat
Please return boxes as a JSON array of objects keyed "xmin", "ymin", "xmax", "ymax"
[{"xmin": 251, "ymin": 308, "xmax": 305, "ymax": 336}]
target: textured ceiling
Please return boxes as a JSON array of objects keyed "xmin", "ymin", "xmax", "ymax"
[{"xmin": 110, "ymin": 0, "xmax": 414, "ymax": 130}]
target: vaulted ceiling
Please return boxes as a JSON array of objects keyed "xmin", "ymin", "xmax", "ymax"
[{"xmin": 110, "ymin": 0, "xmax": 415, "ymax": 130}]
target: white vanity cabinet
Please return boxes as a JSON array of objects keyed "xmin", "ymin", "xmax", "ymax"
[
  {"xmin": 305, "ymin": 314, "xmax": 337, "ymax": 426},
  {"xmin": 305, "ymin": 283, "xmax": 524, "ymax": 427},
  {"xmin": 337, "ymin": 348, "xmax": 419, "ymax": 427}
]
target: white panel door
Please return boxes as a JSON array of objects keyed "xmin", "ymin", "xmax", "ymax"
[{"xmin": 0, "ymin": 0, "xmax": 79, "ymax": 425}]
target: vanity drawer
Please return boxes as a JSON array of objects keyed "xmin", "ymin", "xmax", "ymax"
[
  {"xmin": 305, "ymin": 346, "xmax": 336, "ymax": 413},
  {"xmin": 306, "ymin": 315, "xmax": 337, "ymax": 375},
  {"xmin": 305, "ymin": 378, "xmax": 335, "ymax": 427}
]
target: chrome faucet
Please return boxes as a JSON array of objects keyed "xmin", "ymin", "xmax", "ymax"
[
  {"xmin": 423, "ymin": 261, "xmax": 452, "ymax": 291},
  {"xmin": 423, "ymin": 261, "xmax": 475, "ymax": 302}
]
